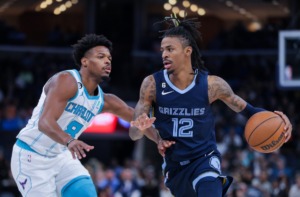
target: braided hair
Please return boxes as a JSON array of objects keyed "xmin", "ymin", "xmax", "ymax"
[
  {"xmin": 72, "ymin": 34, "xmax": 112, "ymax": 68},
  {"xmin": 158, "ymin": 17, "xmax": 207, "ymax": 73}
]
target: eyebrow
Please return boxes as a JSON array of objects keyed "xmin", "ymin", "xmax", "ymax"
[{"xmin": 160, "ymin": 45, "xmax": 173, "ymax": 50}]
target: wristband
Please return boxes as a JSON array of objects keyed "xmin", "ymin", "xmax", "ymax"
[
  {"xmin": 240, "ymin": 103, "xmax": 266, "ymax": 119},
  {"xmin": 66, "ymin": 138, "xmax": 75, "ymax": 147}
]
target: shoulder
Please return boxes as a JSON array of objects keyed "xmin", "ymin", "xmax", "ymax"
[
  {"xmin": 141, "ymin": 75, "xmax": 156, "ymax": 88},
  {"xmin": 207, "ymin": 75, "xmax": 225, "ymax": 85},
  {"xmin": 45, "ymin": 71, "xmax": 78, "ymax": 96}
]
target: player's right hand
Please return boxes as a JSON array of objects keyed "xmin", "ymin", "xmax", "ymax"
[
  {"xmin": 67, "ymin": 140, "xmax": 94, "ymax": 159},
  {"xmin": 157, "ymin": 139, "xmax": 175, "ymax": 157},
  {"xmin": 130, "ymin": 113, "xmax": 156, "ymax": 132}
]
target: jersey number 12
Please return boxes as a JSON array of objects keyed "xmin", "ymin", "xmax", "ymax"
[{"xmin": 172, "ymin": 118, "xmax": 194, "ymax": 137}]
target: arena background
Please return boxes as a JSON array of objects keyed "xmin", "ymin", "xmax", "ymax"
[{"xmin": 0, "ymin": 0, "xmax": 300, "ymax": 196}]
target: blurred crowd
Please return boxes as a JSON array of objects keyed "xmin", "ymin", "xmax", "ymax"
[{"xmin": 1, "ymin": 18, "xmax": 300, "ymax": 197}]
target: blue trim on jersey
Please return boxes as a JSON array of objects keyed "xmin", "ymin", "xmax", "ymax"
[
  {"xmin": 83, "ymin": 88, "xmax": 100, "ymax": 100},
  {"xmin": 16, "ymin": 139, "xmax": 37, "ymax": 153},
  {"xmin": 72, "ymin": 69, "xmax": 100, "ymax": 100},
  {"xmin": 97, "ymin": 86, "xmax": 104, "ymax": 114},
  {"xmin": 163, "ymin": 69, "xmax": 197, "ymax": 94},
  {"xmin": 16, "ymin": 139, "xmax": 56, "ymax": 158},
  {"xmin": 61, "ymin": 175, "xmax": 91, "ymax": 194},
  {"xmin": 66, "ymin": 70, "xmax": 79, "ymax": 102}
]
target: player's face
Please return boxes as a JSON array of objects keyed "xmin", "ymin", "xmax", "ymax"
[
  {"xmin": 160, "ymin": 36, "xmax": 186, "ymax": 74},
  {"xmin": 84, "ymin": 46, "xmax": 112, "ymax": 81}
]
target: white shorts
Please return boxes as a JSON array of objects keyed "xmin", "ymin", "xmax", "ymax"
[{"xmin": 11, "ymin": 144, "xmax": 90, "ymax": 197}]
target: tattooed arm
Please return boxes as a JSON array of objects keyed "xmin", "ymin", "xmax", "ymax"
[
  {"xmin": 129, "ymin": 75, "xmax": 160, "ymax": 142},
  {"xmin": 208, "ymin": 75, "xmax": 293, "ymax": 142},
  {"xmin": 208, "ymin": 75, "xmax": 247, "ymax": 112}
]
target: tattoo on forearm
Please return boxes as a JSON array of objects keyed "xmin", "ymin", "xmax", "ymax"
[
  {"xmin": 230, "ymin": 95, "xmax": 244, "ymax": 111},
  {"xmin": 135, "ymin": 76, "xmax": 156, "ymax": 118}
]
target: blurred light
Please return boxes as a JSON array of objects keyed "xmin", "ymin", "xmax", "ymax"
[
  {"xmin": 40, "ymin": 2, "xmax": 48, "ymax": 9},
  {"xmin": 71, "ymin": 0, "xmax": 78, "ymax": 4},
  {"xmin": 197, "ymin": 8, "xmax": 206, "ymax": 16},
  {"xmin": 46, "ymin": 0, "xmax": 53, "ymax": 5},
  {"xmin": 182, "ymin": 0, "xmax": 190, "ymax": 8},
  {"xmin": 59, "ymin": 4, "xmax": 66, "ymax": 12},
  {"xmin": 168, "ymin": 0, "xmax": 177, "ymax": 6},
  {"xmin": 54, "ymin": 8, "xmax": 61, "ymax": 15},
  {"xmin": 172, "ymin": 6, "xmax": 180, "ymax": 14},
  {"xmin": 85, "ymin": 113, "xmax": 117, "ymax": 133},
  {"xmin": 163, "ymin": 3, "xmax": 172, "ymax": 11},
  {"xmin": 179, "ymin": 10, "xmax": 186, "ymax": 18},
  {"xmin": 190, "ymin": 4, "xmax": 198, "ymax": 12},
  {"xmin": 65, "ymin": 1, "xmax": 72, "ymax": 8},
  {"xmin": 248, "ymin": 21, "xmax": 262, "ymax": 32},
  {"xmin": 56, "ymin": 0, "xmax": 62, "ymax": 2}
]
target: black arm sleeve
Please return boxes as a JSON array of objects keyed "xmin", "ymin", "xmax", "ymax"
[{"xmin": 239, "ymin": 103, "xmax": 266, "ymax": 119}]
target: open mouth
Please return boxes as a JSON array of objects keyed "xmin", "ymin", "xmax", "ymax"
[{"xmin": 163, "ymin": 60, "xmax": 172, "ymax": 69}]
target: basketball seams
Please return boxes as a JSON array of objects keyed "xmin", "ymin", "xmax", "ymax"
[
  {"xmin": 246, "ymin": 116, "xmax": 279, "ymax": 144},
  {"xmin": 253, "ymin": 120, "xmax": 284, "ymax": 152}
]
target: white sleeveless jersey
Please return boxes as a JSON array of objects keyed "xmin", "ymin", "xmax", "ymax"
[{"xmin": 17, "ymin": 69, "xmax": 104, "ymax": 157}]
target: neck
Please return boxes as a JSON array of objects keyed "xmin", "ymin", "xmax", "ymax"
[
  {"xmin": 169, "ymin": 67, "xmax": 195, "ymax": 90},
  {"xmin": 79, "ymin": 70, "xmax": 100, "ymax": 95}
]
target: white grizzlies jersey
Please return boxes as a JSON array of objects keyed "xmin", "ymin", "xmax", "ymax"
[{"xmin": 17, "ymin": 69, "xmax": 104, "ymax": 157}]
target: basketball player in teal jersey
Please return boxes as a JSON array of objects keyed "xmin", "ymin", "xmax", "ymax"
[
  {"xmin": 10, "ymin": 34, "xmax": 148, "ymax": 197},
  {"xmin": 129, "ymin": 17, "xmax": 293, "ymax": 197}
]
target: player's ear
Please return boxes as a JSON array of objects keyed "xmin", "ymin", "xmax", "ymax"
[
  {"xmin": 81, "ymin": 57, "xmax": 88, "ymax": 67},
  {"xmin": 185, "ymin": 46, "xmax": 192, "ymax": 56}
]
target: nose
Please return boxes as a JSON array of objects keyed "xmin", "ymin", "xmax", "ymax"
[
  {"xmin": 162, "ymin": 50, "xmax": 168, "ymax": 59},
  {"xmin": 105, "ymin": 57, "xmax": 111, "ymax": 65}
]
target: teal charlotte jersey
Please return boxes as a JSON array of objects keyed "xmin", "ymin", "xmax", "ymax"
[
  {"xmin": 16, "ymin": 69, "xmax": 104, "ymax": 157},
  {"xmin": 153, "ymin": 69, "xmax": 219, "ymax": 162}
]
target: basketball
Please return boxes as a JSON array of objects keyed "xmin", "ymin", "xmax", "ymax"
[{"xmin": 244, "ymin": 111, "xmax": 285, "ymax": 153}]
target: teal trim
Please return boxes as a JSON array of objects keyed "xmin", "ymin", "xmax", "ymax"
[
  {"xmin": 61, "ymin": 175, "xmax": 94, "ymax": 196},
  {"xmin": 67, "ymin": 70, "xmax": 79, "ymax": 101},
  {"xmin": 16, "ymin": 139, "xmax": 38, "ymax": 154},
  {"xmin": 97, "ymin": 86, "xmax": 104, "ymax": 114},
  {"xmin": 83, "ymin": 88, "xmax": 100, "ymax": 100},
  {"xmin": 16, "ymin": 139, "xmax": 56, "ymax": 158},
  {"xmin": 73, "ymin": 69, "xmax": 99, "ymax": 100}
]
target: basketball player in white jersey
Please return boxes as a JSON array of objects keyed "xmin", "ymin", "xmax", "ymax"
[{"xmin": 10, "ymin": 34, "xmax": 148, "ymax": 197}]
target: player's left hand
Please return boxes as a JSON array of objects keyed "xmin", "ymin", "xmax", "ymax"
[
  {"xmin": 67, "ymin": 139, "xmax": 94, "ymax": 159},
  {"xmin": 157, "ymin": 139, "xmax": 175, "ymax": 157},
  {"xmin": 274, "ymin": 111, "xmax": 293, "ymax": 142},
  {"xmin": 130, "ymin": 113, "xmax": 156, "ymax": 132}
]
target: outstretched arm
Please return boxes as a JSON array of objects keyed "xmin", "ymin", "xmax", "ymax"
[
  {"xmin": 208, "ymin": 75, "xmax": 292, "ymax": 142},
  {"xmin": 102, "ymin": 92, "xmax": 158, "ymax": 143}
]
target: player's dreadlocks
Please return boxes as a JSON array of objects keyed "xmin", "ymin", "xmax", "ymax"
[
  {"xmin": 158, "ymin": 16, "xmax": 207, "ymax": 73},
  {"xmin": 72, "ymin": 34, "xmax": 112, "ymax": 68}
]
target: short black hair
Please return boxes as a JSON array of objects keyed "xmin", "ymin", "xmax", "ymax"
[
  {"xmin": 72, "ymin": 34, "xmax": 112, "ymax": 67},
  {"xmin": 158, "ymin": 17, "xmax": 207, "ymax": 72}
]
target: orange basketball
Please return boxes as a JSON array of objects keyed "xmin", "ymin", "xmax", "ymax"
[{"xmin": 244, "ymin": 111, "xmax": 285, "ymax": 153}]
